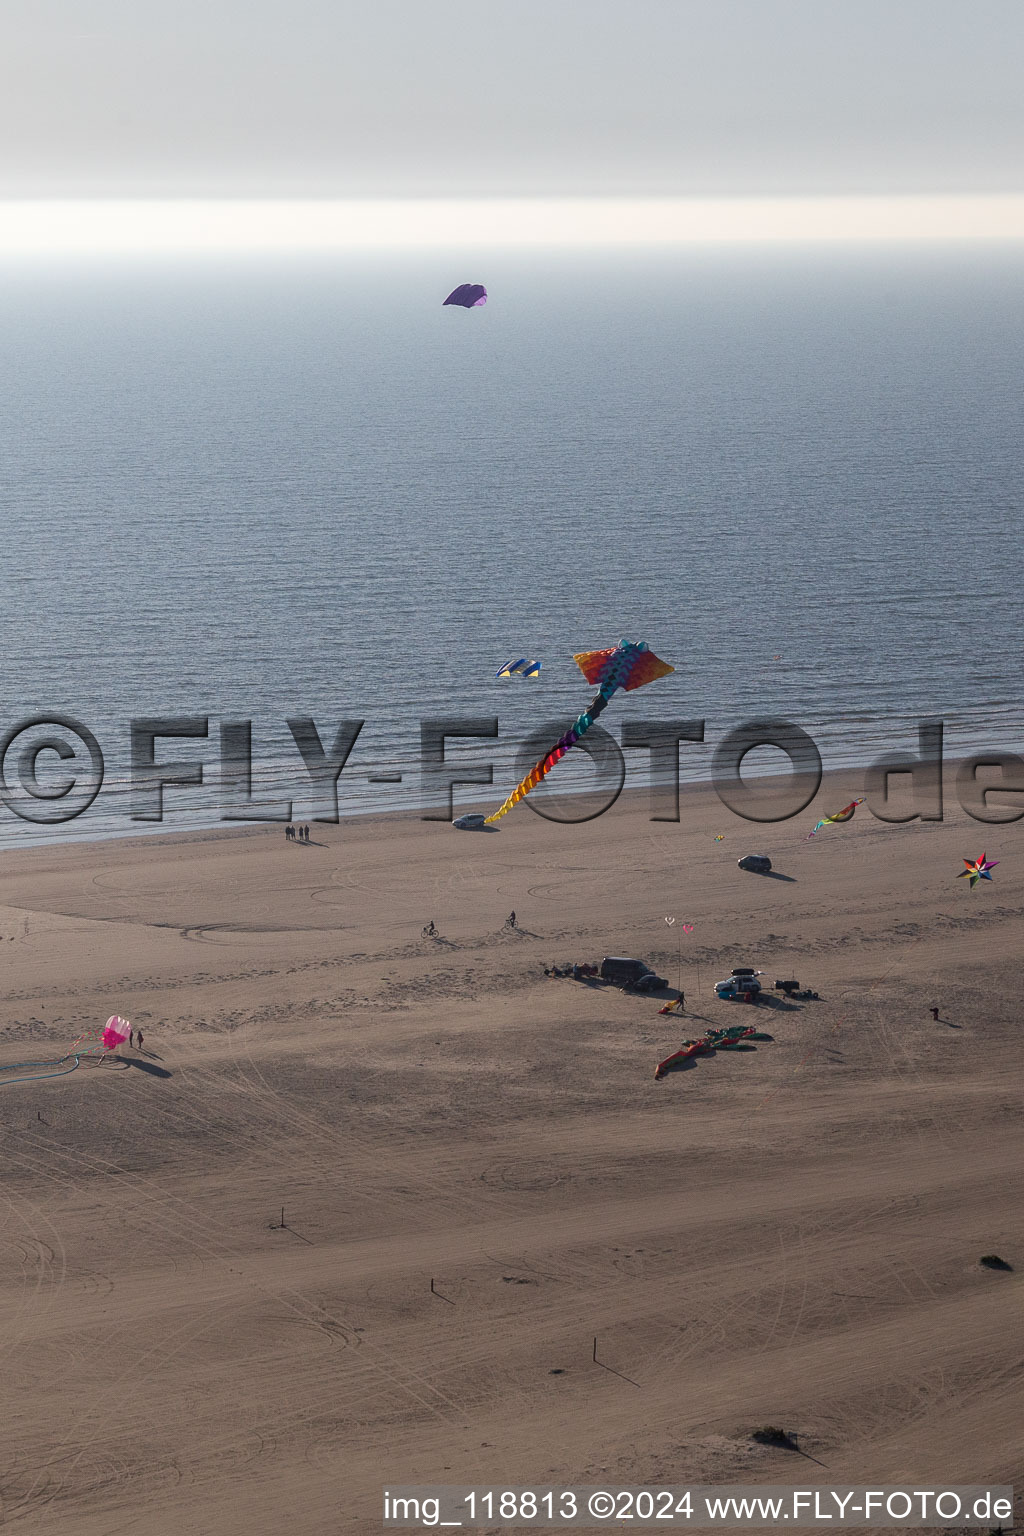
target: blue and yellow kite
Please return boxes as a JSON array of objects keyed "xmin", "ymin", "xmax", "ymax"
[{"xmin": 496, "ymin": 658, "xmax": 541, "ymax": 679}]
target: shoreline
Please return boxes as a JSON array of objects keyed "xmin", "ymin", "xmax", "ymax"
[{"xmin": 0, "ymin": 745, "xmax": 1016, "ymax": 859}]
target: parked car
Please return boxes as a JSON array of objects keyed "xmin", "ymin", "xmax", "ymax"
[
  {"xmin": 600, "ymin": 956, "xmax": 668, "ymax": 991},
  {"xmin": 715, "ymin": 969, "xmax": 762, "ymax": 998},
  {"xmin": 452, "ymin": 813, "xmax": 488, "ymax": 830},
  {"xmin": 737, "ymin": 854, "xmax": 772, "ymax": 873}
]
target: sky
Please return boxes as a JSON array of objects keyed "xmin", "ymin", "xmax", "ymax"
[{"xmin": 1, "ymin": 0, "xmax": 1022, "ymax": 245}]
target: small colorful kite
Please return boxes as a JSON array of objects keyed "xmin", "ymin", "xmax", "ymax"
[
  {"xmin": 958, "ymin": 852, "xmax": 998, "ymax": 888},
  {"xmin": 807, "ymin": 798, "xmax": 865, "ymax": 839},
  {"xmin": 443, "ymin": 283, "xmax": 487, "ymax": 308},
  {"xmin": 714, "ymin": 834, "xmax": 725, "ymax": 841},
  {"xmin": 484, "ymin": 639, "xmax": 674, "ymax": 824},
  {"xmin": 496, "ymin": 658, "xmax": 541, "ymax": 679}
]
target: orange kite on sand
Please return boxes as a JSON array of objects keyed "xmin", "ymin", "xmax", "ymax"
[{"xmin": 655, "ymin": 1025, "xmax": 773, "ymax": 1079}]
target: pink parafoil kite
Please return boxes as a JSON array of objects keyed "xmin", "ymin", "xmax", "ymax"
[{"xmin": 102, "ymin": 1015, "xmax": 131, "ymax": 1050}]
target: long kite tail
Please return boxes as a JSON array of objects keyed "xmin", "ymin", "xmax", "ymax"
[
  {"xmin": 484, "ymin": 640, "xmax": 673, "ymax": 825},
  {"xmin": 484, "ymin": 687, "xmax": 614, "ymax": 824}
]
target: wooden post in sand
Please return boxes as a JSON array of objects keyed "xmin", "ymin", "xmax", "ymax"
[{"xmin": 592, "ymin": 1336, "xmax": 598, "ymax": 1363}]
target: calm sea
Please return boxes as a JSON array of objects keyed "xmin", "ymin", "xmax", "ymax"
[{"xmin": 0, "ymin": 244, "xmax": 1020, "ymax": 845}]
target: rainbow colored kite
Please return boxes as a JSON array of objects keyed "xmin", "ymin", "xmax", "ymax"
[
  {"xmin": 958, "ymin": 852, "xmax": 998, "ymax": 888},
  {"xmin": 807, "ymin": 798, "xmax": 865, "ymax": 839},
  {"xmin": 484, "ymin": 639, "xmax": 674, "ymax": 824}
]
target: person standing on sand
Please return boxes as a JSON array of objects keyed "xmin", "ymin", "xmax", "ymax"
[
  {"xmin": 930, "ymin": 1006, "xmax": 939, "ymax": 1021},
  {"xmin": 136, "ymin": 1029, "xmax": 144, "ymax": 1051},
  {"xmin": 508, "ymin": 911, "xmax": 516, "ymax": 929},
  {"xmin": 128, "ymin": 1028, "xmax": 134, "ymax": 1047}
]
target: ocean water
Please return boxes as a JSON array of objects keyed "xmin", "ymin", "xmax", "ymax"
[{"xmin": 0, "ymin": 244, "xmax": 1020, "ymax": 845}]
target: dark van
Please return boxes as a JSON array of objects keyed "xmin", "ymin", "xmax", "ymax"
[{"xmin": 599, "ymin": 957, "xmax": 667, "ymax": 991}]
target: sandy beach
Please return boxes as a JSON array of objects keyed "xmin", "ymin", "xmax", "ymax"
[{"xmin": 0, "ymin": 777, "xmax": 1021, "ymax": 1533}]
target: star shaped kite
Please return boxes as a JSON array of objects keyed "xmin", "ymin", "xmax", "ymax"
[{"xmin": 958, "ymin": 852, "xmax": 998, "ymax": 888}]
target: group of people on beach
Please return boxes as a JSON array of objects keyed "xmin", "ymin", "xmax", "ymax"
[
  {"xmin": 127, "ymin": 1027, "xmax": 145, "ymax": 1051},
  {"xmin": 286, "ymin": 824, "xmax": 310, "ymax": 842}
]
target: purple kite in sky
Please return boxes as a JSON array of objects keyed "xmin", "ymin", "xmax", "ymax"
[{"xmin": 443, "ymin": 283, "xmax": 487, "ymax": 308}]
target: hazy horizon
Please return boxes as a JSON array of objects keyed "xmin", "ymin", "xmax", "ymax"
[{"xmin": 1, "ymin": 195, "xmax": 1023, "ymax": 252}]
